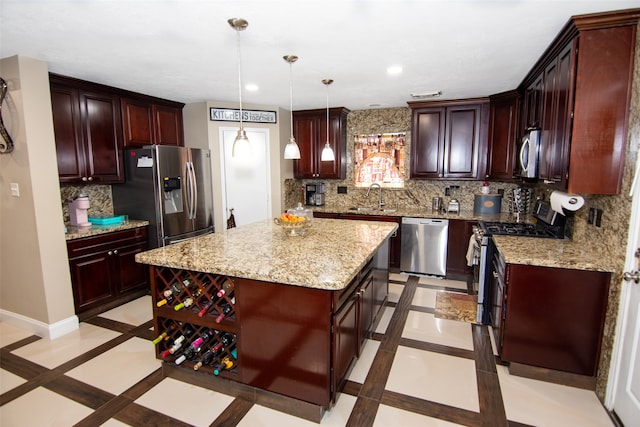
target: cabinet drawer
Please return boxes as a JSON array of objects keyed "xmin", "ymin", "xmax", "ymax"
[{"xmin": 67, "ymin": 227, "xmax": 147, "ymax": 258}]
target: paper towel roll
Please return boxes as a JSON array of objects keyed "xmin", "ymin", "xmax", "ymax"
[{"xmin": 549, "ymin": 191, "xmax": 584, "ymax": 215}]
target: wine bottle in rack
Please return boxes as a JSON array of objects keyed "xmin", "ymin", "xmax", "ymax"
[
  {"xmin": 193, "ymin": 348, "xmax": 215, "ymax": 371},
  {"xmin": 159, "ymin": 325, "xmax": 194, "ymax": 358},
  {"xmin": 156, "ymin": 294, "xmax": 175, "ymax": 307},
  {"xmin": 152, "ymin": 331, "xmax": 169, "ymax": 345},
  {"xmin": 173, "ymin": 297, "xmax": 194, "ymax": 311},
  {"xmin": 197, "ymin": 295, "xmax": 219, "ymax": 317},
  {"xmin": 191, "ymin": 329, "xmax": 216, "ymax": 349},
  {"xmin": 211, "ymin": 332, "xmax": 235, "ymax": 354},
  {"xmin": 216, "ymin": 279, "xmax": 235, "ymax": 298},
  {"xmin": 174, "ymin": 345, "xmax": 198, "ymax": 365},
  {"xmin": 215, "ymin": 298, "xmax": 235, "ymax": 323},
  {"xmin": 213, "ymin": 348, "xmax": 238, "ymax": 376}
]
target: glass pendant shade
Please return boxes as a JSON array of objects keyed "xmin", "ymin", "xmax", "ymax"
[
  {"xmin": 283, "ymin": 55, "xmax": 301, "ymax": 160},
  {"xmin": 321, "ymin": 79, "xmax": 335, "ymax": 162},
  {"xmin": 232, "ymin": 128, "xmax": 251, "ymax": 158}
]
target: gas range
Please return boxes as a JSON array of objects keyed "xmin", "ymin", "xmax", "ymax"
[{"xmin": 476, "ymin": 200, "xmax": 566, "ymax": 241}]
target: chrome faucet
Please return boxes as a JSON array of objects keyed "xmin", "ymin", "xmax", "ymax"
[{"xmin": 366, "ymin": 183, "xmax": 385, "ymax": 210}]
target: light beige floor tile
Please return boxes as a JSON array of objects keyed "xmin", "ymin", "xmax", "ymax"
[
  {"xmin": 0, "ymin": 386, "xmax": 93, "ymax": 426},
  {"xmin": 402, "ymin": 311, "xmax": 474, "ymax": 350},
  {"xmin": 99, "ymin": 295, "xmax": 152, "ymax": 326},
  {"xmin": 497, "ymin": 366, "xmax": 613, "ymax": 427},
  {"xmin": 389, "ymin": 272, "xmax": 409, "ymax": 282},
  {"xmin": 347, "ymin": 339, "xmax": 380, "ymax": 383},
  {"xmin": 135, "ymin": 377, "xmax": 234, "ymax": 426},
  {"xmin": 0, "ymin": 321, "xmax": 34, "ymax": 347},
  {"xmin": 100, "ymin": 419, "xmax": 131, "ymax": 426},
  {"xmin": 418, "ymin": 276, "xmax": 467, "ymax": 291},
  {"xmin": 411, "ymin": 287, "xmax": 437, "ymax": 308},
  {"xmin": 11, "ymin": 323, "xmax": 120, "ymax": 369},
  {"xmin": 237, "ymin": 393, "xmax": 357, "ymax": 426},
  {"xmin": 388, "ymin": 283, "xmax": 404, "ymax": 303},
  {"xmin": 374, "ymin": 306, "xmax": 395, "ymax": 334},
  {"xmin": 373, "ymin": 404, "xmax": 465, "ymax": 426},
  {"xmin": 0, "ymin": 368, "xmax": 27, "ymax": 393},
  {"xmin": 386, "ymin": 346, "xmax": 479, "ymax": 412},
  {"xmin": 65, "ymin": 337, "xmax": 160, "ymax": 395}
]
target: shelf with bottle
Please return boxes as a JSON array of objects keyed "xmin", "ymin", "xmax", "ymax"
[
  {"xmin": 153, "ymin": 268, "xmax": 236, "ymax": 327},
  {"xmin": 152, "ymin": 317, "xmax": 238, "ymax": 377}
]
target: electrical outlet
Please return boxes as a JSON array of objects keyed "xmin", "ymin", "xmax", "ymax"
[
  {"xmin": 445, "ymin": 187, "xmax": 451, "ymax": 196},
  {"xmin": 588, "ymin": 207, "xmax": 595, "ymax": 225},
  {"xmin": 337, "ymin": 186, "xmax": 347, "ymax": 194},
  {"xmin": 595, "ymin": 208, "xmax": 603, "ymax": 227}
]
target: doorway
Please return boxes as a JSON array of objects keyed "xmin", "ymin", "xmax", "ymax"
[{"xmin": 219, "ymin": 127, "xmax": 271, "ymax": 228}]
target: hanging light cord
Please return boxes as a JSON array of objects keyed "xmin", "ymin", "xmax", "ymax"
[
  {"xmin": 326, "ymin": 84, "xmax": 330, "ymax": 143},
  {"xmin": 236, "ymin": 27, "xmax": 244, "ymax": 131},
  {"xmin": 289, "ymin": 62, "xmax": 294, "ymax": 138}
]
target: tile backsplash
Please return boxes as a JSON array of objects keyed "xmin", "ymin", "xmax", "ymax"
[{"xmin": 60, "ymin": 184, "xmax": 113, "ymax": 223}]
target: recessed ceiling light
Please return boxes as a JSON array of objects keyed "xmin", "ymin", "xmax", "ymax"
[
  {"xmin": 387, "ymin": 65, "xmax": 403, "ymax": 75},
  {"xmin": 245, "ymin": 83, "xmax": 259, "ymax": 91}
]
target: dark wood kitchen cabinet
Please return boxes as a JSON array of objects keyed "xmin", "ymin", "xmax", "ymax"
[
  {"xmin": 50, "ymin": 75, "xmax": 124, "ymax": 184},
  {"xmin": 408, "ymin": 99, "xmax": 489, "ymax": 180},
  {"xmin": 492, "ymin": 248, "xmax": 610, "ymax": 377},
  {"xmin": 67, "ymin": 227, "xmax": 149, "ymax": 316},
  {"xmin": 293, "ymin": 107, "xmax": 349, "ymax": 179},
  {"xmin": 518, "ymin": 10, "xmax": 638, "ymax": 194},
  {"xmin": 446, "ymin": 219, "xmax": 476, "ymax": 280},
  {"xmin": 121, "ymin": 97, "xmax": 184, "ymax": 147},
  {"xmin": 487, "ymin": 91, "xmax": 520, "ymax": 180}
]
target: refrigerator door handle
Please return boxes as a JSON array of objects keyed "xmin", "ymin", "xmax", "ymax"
[
  {"xmin": 185, "ymin": 161, "xmax": 195, "ymax": 220},
  {"xmin": 189, "ymin": 161, "xmax": 198, "ymax": 220}
]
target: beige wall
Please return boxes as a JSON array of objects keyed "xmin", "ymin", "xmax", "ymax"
[
  {"xmin": 183, "ymin": 101, "xmax": 293, "ymax": 233},
  {"xmin": 0, "ymin": 55, "xmax": 77, "ymax": 338}
]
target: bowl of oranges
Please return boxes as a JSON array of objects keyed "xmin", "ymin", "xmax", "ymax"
[{"xmin": 274, "ymin": 204, "xmax": 312, "ymax": 236}]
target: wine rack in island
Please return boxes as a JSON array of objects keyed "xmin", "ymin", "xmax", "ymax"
[{"xmin": 151, "ymin": 267, "xmax": 238, "ymax": 378}]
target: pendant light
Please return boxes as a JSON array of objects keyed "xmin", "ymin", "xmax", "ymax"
[
  {"xmin": 228, "ymin": 18, "xmax": 251, "ymax": 158},
  {"xmin": 321, "ymin": 79, "xmax": 335, "ymax": 162},
  {"xmin": 283, "ymin": 55, "xmax": 301, "ymax": 160}
]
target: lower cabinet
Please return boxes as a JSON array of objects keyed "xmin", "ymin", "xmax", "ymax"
[
  {"xmin": 492, "ymin": 248, "xmax": 610, "ymax": 376},
  {"xmin": 67, "ymin": 227, "xmax": 148, "ymax": 315},
  {"xmin": 446, "ymin": 219, "xmax": 476, "ymax": 280}
]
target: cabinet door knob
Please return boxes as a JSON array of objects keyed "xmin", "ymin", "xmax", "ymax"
[
  {"xmin": 88, "ymin": 176, "xmax": 93, "ymax": 181},
  {"xmin": 113, "ymin": 249, "xmax": 118, "ymax": 254},
  {"xmin": 108, "ymin": 251, "xmax": 113, "ymax": 256}
]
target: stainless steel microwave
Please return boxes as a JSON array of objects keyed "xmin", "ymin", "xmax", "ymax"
[{"xmin": 518, "ymin": 129, "xmax": 541, "ymax": 178}]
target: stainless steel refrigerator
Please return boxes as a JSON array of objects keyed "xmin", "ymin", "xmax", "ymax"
[{"xmin": 112, "ymin": 145, "xmax": 214, "ymax": 248}]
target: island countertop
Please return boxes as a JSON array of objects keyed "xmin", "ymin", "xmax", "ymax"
[{"xmin": 135, "ymin": 218, "xmax": 397, "ymax": 290}]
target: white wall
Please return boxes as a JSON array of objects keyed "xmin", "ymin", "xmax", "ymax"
[
  {"xmin": 183, "ymin": 101, "xmax": 294, "ymax": 233},
  {"xmin": 0, "ymin": 55, "xmax": 77, "ymax": 338}
]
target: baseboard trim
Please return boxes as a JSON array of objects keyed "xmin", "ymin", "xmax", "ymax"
[{"xmin": 0, "ymin": 309, "xmax": 79, "ymax": 339}]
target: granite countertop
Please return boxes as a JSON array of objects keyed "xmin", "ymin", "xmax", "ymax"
[
  {"xmin": 135, "ymin": 218, "xmax": 397, "ymax": 291},
  {"xmin": 492, "ymin": 235, "xmax": 616, "ymax": 273},
  {"xmin": 311, "ymin": 205, "xmax": 526, "ymax": 222},
  {"xmin": 65, "ymin": 219, "xmax": 149, "ymax": 241}
]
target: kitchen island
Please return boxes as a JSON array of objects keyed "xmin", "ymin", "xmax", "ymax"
[{"xmin": 135, "ymin": 218, "xmax": 396, "ymax": 422}]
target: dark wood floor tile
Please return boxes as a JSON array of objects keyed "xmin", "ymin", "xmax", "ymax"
[
  {"xmin": 358, "ymin": 350, "xmax": 394, "ymax": 401},
  {"xmin": 381, "ymin": 390, "xmax": 481, "ymax": 427},
  {"xmin": 121, "ymin": 368, "xmax": 164, "ymax": 400},
  {"xmin": 398, "ymin": 337, "xmax": 475, "ymax": 360},
  {"xmin": 209, "ymin": 397, "xmax": 254, "ymax": 427},
  {"xmin": 473, "ymin": 324, "xmax": 497, "ymax": 374},
  {"xmin": 1, "ymin": 334, "xmax": 41, "ymax": 351},
  {"xmin": 409, "ymin": 305, "xmax": 435, "ymax": 314},
  {"xmin": 131, "ymin": 320, "xmax": 155, "ymax": 340},
  {"xmin": 0, "ymin": 380, "xmax": 41, "ymax": 406},
  {"xmin": 0, "ymin": 348, "xmax": 48, "ymax": 379},
  {"xmin": 72, "ymin": 395, "xmax": 133, "ymax": 427},
  {"xmin": 476, "ymin": 370, "xmax": 507, "ymax": 427},
  {"xmin": 54, "ymin": 333, "xmax": 133, "ymax": 373},
  {"xmin": 508, "ymin": 420, "xmax": 537, "ymax": 427},
  {"xmin": 85, "ymin": 316, "xmax": 137, "ymax": 334},
  {"xmin": 114, "ymin": 401, "xmax": 193, "ymax": 427},
  {"xmin": 45, "ymin": 374, "xmax": 114, "ymax": 409},
  {"xmin": 379, "ymin": 277, "xmax": 417, "ymax": 353},
  {"xmin": 508, "ymin": 362, "xmax": 597, "ymax": 390},
  {"xmin": 345, "ymin": 396, "xmax": 379, "ymax": 427},
  {"xmin": 341, "ymin": 380, "xmax": 362, "ymax": 397}
]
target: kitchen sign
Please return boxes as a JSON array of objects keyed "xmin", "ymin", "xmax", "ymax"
[{"xmin": 210, "ymin": 108, "xmax": 277, "ymax": 124}]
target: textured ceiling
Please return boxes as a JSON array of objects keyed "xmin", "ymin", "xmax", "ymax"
[{"xmin": 1, "ymin": 0, "xmax": 637, "ymax": 111}]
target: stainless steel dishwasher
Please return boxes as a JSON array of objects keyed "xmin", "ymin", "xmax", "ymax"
[{"xmin": 400, "ymin": 217, "xmax": 448, "ymax": 276}]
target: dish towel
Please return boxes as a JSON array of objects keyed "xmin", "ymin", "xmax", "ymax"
[
  {"xmin": 466, "ymin": 235, "xmax": 480, "ymax": 266},
  {"xmin": 227, "ymin": 208, "xmax": 236, "ymax": 229}
]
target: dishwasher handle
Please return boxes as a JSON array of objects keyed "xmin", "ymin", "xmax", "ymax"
[{"xmin": 402, "ymin": 217, "xmax": 449, "ymax": 226}]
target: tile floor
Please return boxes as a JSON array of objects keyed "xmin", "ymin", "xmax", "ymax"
[{"xmin": 0, "ymin": 274, "xmax": 616, "ymax": 426}]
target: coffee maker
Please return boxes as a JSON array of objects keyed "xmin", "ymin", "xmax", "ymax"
[
  {"xmin": 305, "ymin": 183, "xmax": 325, "ymax": 206},
  {"xmin": 69, "ymin": 194, "xmax": 91, "ymax": 226}
]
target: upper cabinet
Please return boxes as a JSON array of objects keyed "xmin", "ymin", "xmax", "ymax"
[
  {"xmin": 409, "ymin": 99, "xmax": 489, "ymax": 180},
  {"xmin": 50, "ymin": 75, "xmax": 124, "ymax": 184},
  {"xmin": 293, "ymin": 107, "xmax": 349, "ymax": 179},
  {"xmin": 50, "ymin": 73, "xmax": 185, "ymax": 184},
  {"xmin": 519, "ymin": 10, "xmax": 638, "ymax": 194},
  {"xmin": 121, "ymin": 97, "xmax": 184, "ymax": 148},
  {"xmin": 487, "ymin": 91, "xmax": 520, "ymax": 180}
]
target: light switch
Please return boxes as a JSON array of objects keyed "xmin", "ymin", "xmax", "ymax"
[{"xmin": 10, "ymin": 182, "xmax": 20, "ymax": 197}]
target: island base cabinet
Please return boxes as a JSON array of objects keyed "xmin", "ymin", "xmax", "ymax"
[{"xmin": 500, "ymin": 264, "xmax": 610, "ymax": 376}]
